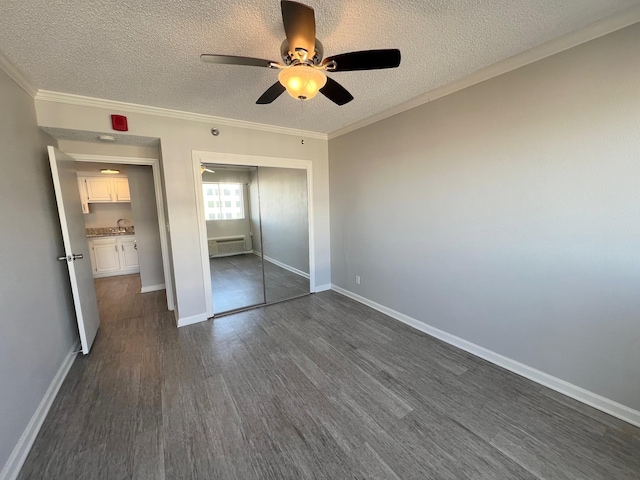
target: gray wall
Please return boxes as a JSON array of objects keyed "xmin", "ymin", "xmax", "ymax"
[
  {"xmin": 81, "ymin": 202, "xmax": 134, "ymax": 228},
  {"xmin": 258, "ymin": 167, "xmax": 309, "ymax": 274},
  {"xmin": 0, "ymin": 70, "xmax": 77, "ymax": 470},
  {"xmin": 202, "ymin": 169, "xmax": 253, "ymax": 249},
  {"xmin": 329, "ymin": 25, "xmax": 640, "ymax": 411},
  {"xmin": 128, "ymin": 165, "xmax": 165, "ymax": 289},
  {"xmin": 249, "ymin": 169, "xmax": 261, "ymax": 254}
]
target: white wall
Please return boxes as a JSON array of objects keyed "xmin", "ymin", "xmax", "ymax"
[
  {"xmin": 35, "ymin": 101, "xmax": 331, "ymax": 323},
  {"xmin": 0, "ymin": 70, "xmax": 77, "ymax": 473},
  {"xmin": 128, "ymin": 165, "xmax": 165, "ymax": 289},
  {"xmin": 329, "ymin": 25, "xmax": 640, "ymax": 411}
]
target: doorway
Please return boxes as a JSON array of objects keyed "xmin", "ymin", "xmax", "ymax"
[
  {"xmin": 48, "ymin": 139, "xmax": 174, "ymax": 354},
  {"xmin": 69, "ymin": 153, "xmax": 174, "ymax": 312},
  {"xmin": 194, "ymin": 153, "xmax": 314, "ymax": 317}
]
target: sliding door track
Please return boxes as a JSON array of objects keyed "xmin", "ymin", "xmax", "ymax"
[{"xmin": 212, "ymin": 292, "xmax": 311, "ymax": 319}]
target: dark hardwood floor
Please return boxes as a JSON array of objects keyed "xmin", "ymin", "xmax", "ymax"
[
  {"xmin": 210, "ymin": 253, "xmax": 310, "ymax": 314},
  {"xmin": 17, "ymin": 274, "xmax": 640, "ymax": 479}
]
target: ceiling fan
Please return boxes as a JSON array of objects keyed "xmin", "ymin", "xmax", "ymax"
[{"xmin": 200, "ymin": 0, "xmax": 401, "ymax": 106}]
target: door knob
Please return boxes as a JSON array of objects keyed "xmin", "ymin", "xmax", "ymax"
[
  {"xmin": 58, "ymin": 255, "xmax": 70, "ymax": 261},
  {"xmin": 72, "ymin": 253, "xmax": 84, "ymax": 260}
]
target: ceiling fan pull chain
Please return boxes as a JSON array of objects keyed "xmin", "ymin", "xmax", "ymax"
[{"xmin": 300, "ymin": 98, "xmax": 305, "ymax": 144}]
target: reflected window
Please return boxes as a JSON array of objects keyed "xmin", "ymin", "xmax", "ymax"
[{"xmin": 203, "ymin": 183, "xmax": 245, "ymax": 221}]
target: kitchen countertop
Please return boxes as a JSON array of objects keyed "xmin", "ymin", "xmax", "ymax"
[{"xmin": 87, "ymin": 232, "xmax": 136, "ymax": 238}]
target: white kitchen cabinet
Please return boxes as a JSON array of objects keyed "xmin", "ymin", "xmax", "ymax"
[
  {"xmin": 88, "ymin": 235, "xmax": 139, "ymax": 278},
  {"xmin": 85, "ymin": 177, "xmax": 113, "ymax": 202},
  {"xmin": 77, "ymin": 177, "xmax": 90, "ymax": 214},
  {"xmin": 90, "ymin": 238, "xmax": 121, "ymax": 275},
  {"xmin": 79, "ymin": 176, "xmax": 131, "ymax": 203},
  {"xmin": 112, "ymin": 178, "xmax": 131, "ymax": 201},
  {"xmin": 119, "ymin": 236, "xmax": 139, "ymax": 269}
]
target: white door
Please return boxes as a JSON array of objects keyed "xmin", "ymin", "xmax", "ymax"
[
  {"xmin": 48, "ymin": 146, "xmax": 100, "ymax": 354},
  {"xmin": 92, "ymin": 239, "xmax": 121, "ymax": 273},
  {"xmin": 119, "ymin": 237, "xmax": 139, "ymax": 269}
]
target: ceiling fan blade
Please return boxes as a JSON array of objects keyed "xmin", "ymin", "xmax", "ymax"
[
  {"xmin": 200, "ymin": 54, "xmax": 277, "ymax": 68},
  {"xmin": 320, "ymin": 77, "xmax": 354, "ymax": 106},
  {"xmin": 322, "ymin": 49, "xmax": 401, "ymax": 72},
  {"xmin": 256, "ymin": 82, "xmax": 287, "ymax": 104},
  {"xmin": 281, "ymin": 1, "xmax": 316, "ymax": 59}
]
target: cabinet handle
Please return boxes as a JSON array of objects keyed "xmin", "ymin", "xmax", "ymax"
[
  {"xmin": 115, "ymin": 245, "xmax": 117, "ymax": 253},
  {"xmin": 121, "ymin": 244, "xmax": 124, "ymax": 251}
]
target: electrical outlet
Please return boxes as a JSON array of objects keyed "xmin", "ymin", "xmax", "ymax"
[{"xmin": 355, "ymin": 275, "xmax": 361, "ymax": 285}]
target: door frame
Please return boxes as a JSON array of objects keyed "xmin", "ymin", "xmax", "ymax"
[
  {"xmin": 68, "ymin": 153, "xmax": 175, "ymax": 311},
  {"xmin": 192, "ymin": 150, "xmax": 315, "ymax": 318}
]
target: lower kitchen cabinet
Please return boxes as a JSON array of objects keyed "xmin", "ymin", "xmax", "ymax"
[
  {"xmin": 119, "ymin": 236, "xmax": 139, "ymax": 270},
  {"xmin": 88, "ymin": 236, "xmax": 139, "ymax": 278}
]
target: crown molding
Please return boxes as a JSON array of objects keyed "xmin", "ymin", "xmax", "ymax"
[
  {"xmin": 0, "ymin": 50, "xmax": 38, "ymax": 98},
  {"xmin": 34, "ymin": 90, "xmax": 327, "ymax": 140},
  {"xmin": 328, "ymin": 5, "xmax": 640, "ymax": 140}
]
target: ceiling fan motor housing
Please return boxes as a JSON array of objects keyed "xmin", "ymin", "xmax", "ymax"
[{"xmin": 280, "ymin": 39, "xmax": 323, "ymax": 65}]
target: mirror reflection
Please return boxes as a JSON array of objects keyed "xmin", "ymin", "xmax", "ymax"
[
  {"xmin": 256, "ymin": 166, "xmax": 310, "ymax": 304},
  {"xmin": 203, "ymin": 165, "xmax": 265, "ymax": 314}
]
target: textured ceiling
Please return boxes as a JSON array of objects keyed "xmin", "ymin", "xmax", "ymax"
[{"xmin": 1, "ymin": 0, "xmax": 637, "ymax": 133}]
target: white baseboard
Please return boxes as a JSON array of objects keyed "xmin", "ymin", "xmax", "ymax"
[
  {"xmin": 330, "ymin": 285, "xmax": 640, "ymax": 429},
  {"xmin": 314, "ymin": 283, "xmax": 332, "ymax": 293},
  {"xmin": 262, "ymin": 255, "xmax": 310, "ymax": 279},
  {"xmin": 209, "ymin": 250, "xmax": 253, "ymax": 259},
  {"xmin": 252, "ymin": 250, "xmax": 310, "ymax": 279},
  {"xmin": 177, "ymin": 312, "xmax": 210, "ymax": 328},
  {"xmin": 0, "ymin": 340, "xmax": 80, "ymax": 480},
  {"xmin": 140, "ymin": 283, "xmax": 165, "ymax": 293}
]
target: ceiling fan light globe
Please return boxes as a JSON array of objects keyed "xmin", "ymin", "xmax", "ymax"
[{"xmin": 278, "ymin": 65, "xmax": 326, "ymax": 101}]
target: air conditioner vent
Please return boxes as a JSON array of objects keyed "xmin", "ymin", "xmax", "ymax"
[{"xmin": 208, "ymin": 236, "xmax": 249, "ymax": 257}]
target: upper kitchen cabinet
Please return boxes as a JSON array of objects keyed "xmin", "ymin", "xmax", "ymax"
[
  {"xmin": 78, "ymin": 177, "xmax": 90, "ymax": 214},
  {"xmin": 112, "ymin": 178, "xmax": 131, "ymax": 202},
  {"xmin": 85, "ymin": 177, "xmax": 112, "ymax": 202},
  {"xmin": 80, "ymin": 176, "xmax": 131, "ymax": 203}
]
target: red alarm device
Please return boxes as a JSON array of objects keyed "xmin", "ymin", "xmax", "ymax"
[{"xmin": 111, "ymin": 115, "xmax": 128, "ymax": 131}]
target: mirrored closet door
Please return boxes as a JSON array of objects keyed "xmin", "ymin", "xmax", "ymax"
[{"xmin": 201, "ymin": 163, "xmax": 311, "ymax": 316}]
